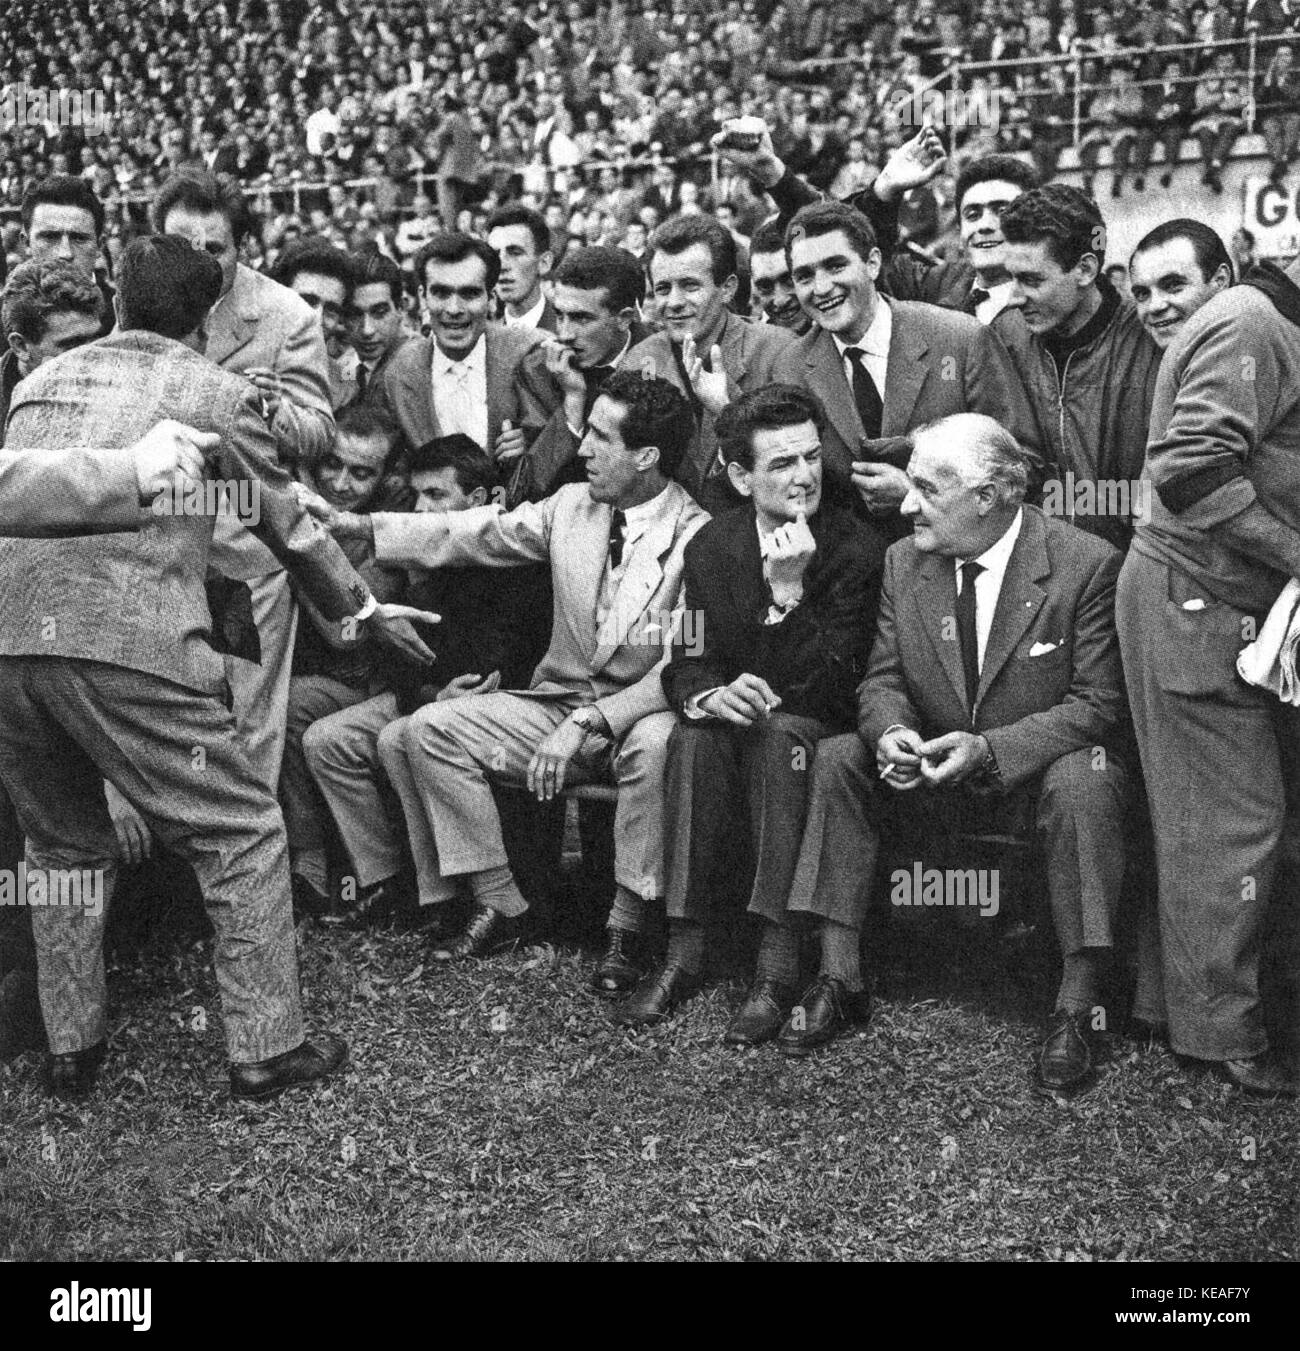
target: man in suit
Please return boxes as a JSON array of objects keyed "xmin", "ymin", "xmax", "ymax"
[
  {"xmin": 156, "ymin": 169, "xmax": 338, "ymax": 792},
  {"xmin": 614, "ymin": 385, "xmax": 885, "ymax": 1039},
  {"xmin": 344, "ymin": 250, "xmax": 408, "ymax": 412},
  {"xmin": 1128, "ymin": 220, "xmax": 1233, "ymax": 354},
  {"xmin": 622, "ymin": 214, "xmax": 795, "ymax": 504},
  {"xmin": 317, "ymin": 374, "xmax": 709, "ymax": 968},
  {"xmin": 789, "ymin": 414, "xmax": 1130, "ymax": 1080},
  {"xmin": 773, "ymin": 201, "xmax": 1038, "ymax": 541},
  {"xmin": 271, "ymin": 237, "xmax": 356, "ymax": 413},
  {"xmin": 0, "ymin": 235, "xmax": 437, "ymax": 1101},
  {"xmin": 374, "ymin": 233, "xmax": 540, "ymax": 479},
  {"xmin": 510, "ymin": 245, "xmax": 651, "ymax": 503},
  {"xmin": 485, "ymin": 204, "xmax": 557, "ymax": 332},
  {"xmin": 1116, "ymin": 254, "xmax": 1300, "ymax": 1098}
]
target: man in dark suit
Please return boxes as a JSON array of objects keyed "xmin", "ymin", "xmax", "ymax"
[
  {"xmin": 612, "ymin": 385, "xmax": 885, "ymax": 1042},
  {"xmin": 0, "ymin": 236, "xmax": 436, "ymax": 1102},
  {"xmin": 773, "ymin": 201, "xmax": 1039, "ymax": 541},
  {"xmin": 485, "ymin": 203, "xmax": 558, "ymax": 333},
  {"xmin": 621, "ymin": 214, "xmax": 795, "ymax": 504},
  {"xmin": 510, "ymin": 245, "xmax": 651, "ymax": 503},
  {"xmin": 374, "ymin": 233, "xmax": 540, "ymax": 479},
  {"xmin": 788, "ymin": 414, "xmax": 1130, "ymax": 1081},
  {"xmin": 19, "ymin": 176, "xmax": 116, "ymax": 337},
  {"xmin": 343, "ymin": 250, "xmax": 407, "ymax": 411}
]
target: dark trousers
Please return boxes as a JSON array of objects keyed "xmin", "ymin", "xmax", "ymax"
[
  {"xmin": 663, "ymin": 712, "xmax": 833, "ymax": 925},
  {"xmin": 0, "ymin": 656, "xmax": 303, "ymax": 1062}
]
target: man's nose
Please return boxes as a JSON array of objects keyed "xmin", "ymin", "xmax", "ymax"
[{"xmin": 900, "ymin": 487, "xmax": 921, "ymax": 516}]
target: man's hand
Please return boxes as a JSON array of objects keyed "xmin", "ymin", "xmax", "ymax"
[
  {"xmin": 916, "ymin": 731, "xmax": 990, "ymax": 788},
  {"xmin": 105, "ymin": 781, "xmax": 154, "ymax": 866},
  {"xmin": 876, "ymin": 726, "xmax": 925, "ymax": 791},
  {"xmin": 245, "ymin": 366, "xmax": 284, "ymax": 422},
  {"xmin": 366, "ymin": 603, "xmax": 441, "ymax": 664},
  {"xmin": 681, "ymin": 334, "xmax": 729, "ymax": 416},
  {"xmin": 710, "ymin": 119, "xmax": 786, "ymax": 189},
  {"xmin": 132, "ymin": 420, "xmax": 220, "ymax": 504},
  {"xmin": 850, "ymin": 461, "xmax": 910, "ymax": 514},
  {"xmin": 544, "ymin": 339, "xmax": 588, "ymax": 399},
  {"xmin": 494, "ymin": 419, "xmax": 527, "ymax": 465},
  {"xmin": 872, "ymin": 123, "xmax": 947, "ymax": 203},
  {"xmin": 436, "ymin": 670, "xmax": 502, "ymax": 701},
  {"xmin": 526, "ymin": 714, "xmax": 587, "ymax": 800},
  {"xmin": 762, "ymin": 507, "xmax": 816, "ymax": 606},
  {"xmin": 701, "ymin": 673, "xmax": 782, "ymax": 727}
]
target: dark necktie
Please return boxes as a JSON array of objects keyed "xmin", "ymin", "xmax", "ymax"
[
  {"xmin": 609, "ymin": 509, "xmax": 626, "ymax": 569},
  {"xmin": 843, "ymin": 346, "xmax": 883, "ymax": 440},
  {"xmin": 583, "ymin": 364, "xmax": 615, "ymax": 418},
  {"xmin": 969, "ymin": 287, "xmax": 991, "ymax": 312},
  {"xmin": 957, "ymin": 560, "xmax": 985, "ymax": 710},
  {"xmin": 355, "ymin": 364, "xmax": 368, "ymax": 401},
  {"xmin": 671, "ymin": 342, "xmax": 706, "ymax": 420}
]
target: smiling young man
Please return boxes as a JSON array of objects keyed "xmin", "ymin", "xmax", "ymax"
[
  {"xmin": 993, "ymin": 184, "xmax": 1162, "ymax": 551},
  {"xmin": 485, "ymin": 203, "xmax": 557, "ymax": 332},
  {"xmin": 316, "ymin": 373, "xmax": 708, "ymax": 969},
  {"xmin": 772, "ymin": 201, "xmax": 1038, "ymax": 540},
  {"xmin": 621, "ymin": 214, "xmax": 794, "ymax": 503},
  {"xmin": 614, "ymin": 385, "xmax": 885, "ymax": 1044},
  {"xmin": 1128, "ymin": 220, "xmax": 1234, "ymax": 351},
  {"xmin": 748, "ymin": 219, "xmax": 809, "ymax": 334}
]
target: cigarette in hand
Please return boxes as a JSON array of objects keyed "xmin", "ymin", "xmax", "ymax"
[{"xmin": 880, "ymin": 763, "xmax": 899, "ymax": 780}]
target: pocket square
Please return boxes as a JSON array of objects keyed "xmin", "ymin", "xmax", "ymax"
[{"xmin": 1028, "ymin": 640, "xmax": 1061, "ymax": 657}]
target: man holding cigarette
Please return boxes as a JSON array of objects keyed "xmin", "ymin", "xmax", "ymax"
[{"xmin": 614, "ymin": 386, "xmax": 885, "ymax": 1042}]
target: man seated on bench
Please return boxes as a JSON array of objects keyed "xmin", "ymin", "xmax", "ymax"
[
  {"xmin": 312, "ymin": 375, "xmax": 709, "ymax": 974},
  {"xmin": 788, "ymin": 413, "xmax": 1131, "ymax": 1087}
]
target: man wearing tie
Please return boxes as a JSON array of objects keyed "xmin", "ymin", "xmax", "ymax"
[{"xmin": 788, "ymin": 414, "xmax": 1130, "ymax": 1084}]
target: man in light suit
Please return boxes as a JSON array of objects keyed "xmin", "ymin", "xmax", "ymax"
[
  {"xmin": 156, "ymin": 169, "xmax": 337, "ymax": 792},
  {"xmin": 0, "ymin": 236, "xmax": 435, "ymax": 1102},
  {"xmin": 788, "ymin": 415, "xmax": 1130, "ymax": 1081},
  {"xmin": 621, "ymin": 214, "xmax": 795, "ymax": 505},
  {"xmin": 773, "ymin": 202, "xmax": 1040, "ymax": 542},
  {"xmin": 374, "ymin": 233, "xmax": 541, "ymax": 480},
  {"xmin": 318, "ymin": 374, "xmax": 709, "ymax": 972}
]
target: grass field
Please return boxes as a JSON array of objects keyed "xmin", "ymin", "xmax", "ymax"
[{"xmin": 2, "ymin": 889, "xmax": 1296, "ymax": 1263}]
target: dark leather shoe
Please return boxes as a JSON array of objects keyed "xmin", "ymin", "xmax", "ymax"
[
  {"xmin": 317, "ymin": 876, "xmax": 401, "ymax": 931},
  {"xmin": 230, "ymin": 1032, "xmax": 348, "ymax": 1100},
  {"xmin": 590, "ymin": 927, "xmax": 644, "ymax": 998},
  {"xmin": 1, "ymin": 967, "xmax": 48, "ymax": 1060},
  {"xmin": 291, "ymin": 872, "xmax": 332, "ymax": 923},
  {"xmin": 611, "ymin": 963, "xmax": 701, "ymax": 1027},
  {"xmin": 724, "ymin": 978, "xmax": 795, "ymax": 1046},
  {"xmin": 402, "ymin": 898, "xmax": 467, "ymax": 941},
  {"xmin": 777, "ymin": 975, "xmax": 871, "ymax": 1057},
  {"xmin": 44, "ymin": 1041, "xmax": 107, "ymax": 1101},
  {"xmin": 429, "ymin": 903, "xmax": 521, "ymax": 963},
  {"xmin": 1219, "ymin": 1054, "xmax": 1298, "ymax": 1098},
  {"xmin": 1038, "ymin": 1008, "xmax": 1095, "ymax": 1089}
]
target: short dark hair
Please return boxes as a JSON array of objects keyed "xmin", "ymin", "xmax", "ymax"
[
  {"xmin": 750, "ymin": 219, "xmax": 788, "ymax": 258},
  {"xmin": 598, "ymin": 371, "xmax": 694, "ymax": 480},
  {"xmin": 409, "ymin": 433, "xmax": 495, "ymax": 496},
  {"xmin": 647, "ymin": 214, "xmax": 737, "ymax": 286},
  {"xmin": 785, "ymin": 201, "xmax": 878, "ymax": 265},
  {"xmin": 271, "ymin": 236, "xmax": 353, "ymax": 296},
  {"xmin": 153, "ymin": 168, "xmax": 256, "ymax": 246},
  {"xmin": 999, "ymin": 184, "xmax": 1106, "ymax": 271},
  {"xmin": 716, "ymin": 384, "xmax": 824, "ymax": 472},
  {"xmin": 953, "ymin": 154, "xmax": 1038, "ymax": 215},
  {"xmin": 484, "ymin": 203, "xmax": 551, "ymax": 256},
  {"xmin": 414, "ymin": 232, "xmax": 500, "ymax": 292},
  {"xmin": 348, "ymin": 247, "xmax": 404, "ymax": 308},
  {"xmin": 21, "ymin": 175, "xmax": 105, "ymax": 237},
  {"xmin": 552, "ymin": 246, "xmax": 643, "ymax": 312},
  {"xmin": 335, "ymin": 404, "xmax": 398, "ymax": 450},
  {"xmin": 116, "ymin": 234, "xmax": 223, "ymax": 339},
  {"xmin": 1130, "ymin": 218, "xmax": 1235, "ymax": 284},
  {"xmin": 1, "ymin": 258, "xmax": 104, "ymax": 343}
]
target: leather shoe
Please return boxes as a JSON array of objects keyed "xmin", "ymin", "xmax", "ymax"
[
  {"xmin": 611, "ymin": 963, "xmax": 701, "ymax": 1027},
  {"xmin": 1, "ymin": 967, "xmax": 48, "ymax": 1060},
  {"xmin": 44, "ymin": 1041, "xmax": 107, "ymax": 1101},
  {"xmin": 1219, "ymin": 1054, "xmax": 1297, "ymax": 1098},
  {"xmin": 317, "ymin": 876, "xmax": 402, "ymax": 931},
  {"xmin": 724, "ymin": 978, "xmax": 795, "ymax": 1046},
  {"xmin": 590, "ymin": 927, "xmax": 644, "ymax": 998},
  {"xmin": 230, "ymin": 1032, "xmax": 348, "ymax": 1100},
  {"xmin": 1038, "ymin": 1008, "xmax": 1095, "ymax": 1089},
  {"xmin": 291, "ymin": 872, "xmax": 332, "ymax": 923},
  {"xmin": 777, "ymin": 975, "xmax": 871, "ymax": 1057},
  {"xmin": 429, "ymin": 903, "xmax": 522, "ymax": 963}
]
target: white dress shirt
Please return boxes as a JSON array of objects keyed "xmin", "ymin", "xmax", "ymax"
[
  {"xmin": 955, "ymin": 507, "xmax": 1024, "ymax": 671},
  {"xmin": 832, "ymin": 298, "xmax": 892, "ymax": 404},
  {"xmin": 431, "ymin": 334, "xmax": 488, "ymax": 450},
  {"xmin": 595, "ymin": 486, "xmax": 671, "ymax": 629},
  {"xmin": 503, "ymin": 293, "xmax": 547, "ymax": 330},
  {"xmin": 973, "ymin": 280, "xmax": 1015, "ymax": 326}
]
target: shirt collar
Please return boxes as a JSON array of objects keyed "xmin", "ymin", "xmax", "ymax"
[
  {"xmin": 959, "ymin": 507, "xmax": 1024, "ymax": 578},
  {"xmin": 832, "ymin": 296, "xmax": 891, "ymax": 361},
  {"xmin": 432, "ymin": 332, "xmax": 486, "ymax": 376},
  {"xmin": 618, "ymin": 484, "xmax": 672, "ymax": 539},
  {"xmin": 505, "ymin": 293, "xmax": 547, "ymax": 328}
]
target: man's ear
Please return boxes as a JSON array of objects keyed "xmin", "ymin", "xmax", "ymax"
[
  {"xmin": 1211, "ymin": 263, "xmax": 1231, "ymax": 293},
  {"xmin": 7, "ymin": 332, "xmax": 29, "ymax": 365},
  {"xmin": 616, "ymin": 304, "xmax": 637, "ymax": 334},
  {"xmin": 538, "ymin": 249, "xmax": 554, "ymax": 280},
  {"xmin": 468, "ymin": 485, "xmax": 489, "ymax": 507},
  {"xmin": 726, "ymin": 458, "xmax": 753, "ymax": 498},
  {"xmin": 720, "ymin": 272, "xmax": 739, "ymax": 306},
  {"xmin": 635, "ymin": 441, "xmax": 662, "ymax": 475},
  {"xmin": 1075, "ymin": 253, "xmax": 1101, "ymax": 287},
  {"xmin": 866, "ymin": 247, "xmax": 883, "ymax": 283}
]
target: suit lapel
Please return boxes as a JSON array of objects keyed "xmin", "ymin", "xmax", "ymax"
[
  {"xmin": 805, "ymin": 328, "xmax": 861, "ymax": 477},
  {"xmin": 399, "ymin": 338, "xmax": 440, "ymax": 445},
  {"xmin": 725, "ymin": 505, "xmax": 767, "ymax": 623},
  {"xmin": 881, "ymin": 304, "xmax": 928, "ymax": 436},
  {"xmin": 206, "ymin": 267, "xmax": 258, "ymax": 367},
  {"xmin": 976, "ymin": 510, "xmax": 1050, "ymax": 706},
  {"xmin": 591, "ymin": 495, "xmax": 678, "ymax": 672},
  {"xmin": 913, "ymin": 553, "xmax": 969, "ymax": 713},
  {"xmin": 484, "ymin": 328, "xmax": 505, "ymax": 448}
]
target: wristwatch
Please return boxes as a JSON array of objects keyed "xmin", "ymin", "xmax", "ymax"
[{"xmin": 571, "ymin": 706, "xmax": 609, "ymax": 737}]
